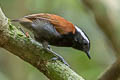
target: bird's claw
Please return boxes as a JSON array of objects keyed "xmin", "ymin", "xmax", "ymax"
[
  {"xmin": 47, "ymin": 45, "xmax": 52, "ymax": 50},
  {"xmin": 45, "ymin": 48, "xmax": 70, "ymax": 67},
  {"xmin": 51, "ymin": 56, "xmax": 70, "ymax": 67}
]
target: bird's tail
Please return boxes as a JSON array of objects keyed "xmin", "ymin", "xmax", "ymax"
[
  {"xmin": 11, "ymin": 19, "xmax": 21, "ymax": 22},
  {"xmin": 11, "ymin": 18, "xmax": 32, "ymax": 23}
]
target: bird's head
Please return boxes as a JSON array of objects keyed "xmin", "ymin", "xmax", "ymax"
[{"xmin": 72, "ymin": 26, "xmax": 91, "ymax": 59}]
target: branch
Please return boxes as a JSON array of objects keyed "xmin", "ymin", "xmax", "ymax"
[
  {"xmin": 98, "ymin": 59, "xmax": 120, "ymax": 80},
  {"xmin": 82, "ymin": 0, "xmax": 120, "ymax": 80},
  {"xmin": 0, "ymin": 7, "xmax": 84, "ymax": 80}
]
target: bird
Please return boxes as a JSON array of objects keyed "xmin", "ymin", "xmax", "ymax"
[{"xmin": 12, "ymin": 13, "xmax": 91, "ymax": 65}]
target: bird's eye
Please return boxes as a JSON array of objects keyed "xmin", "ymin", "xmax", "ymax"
[{"xmin": 84, "ymin": 43, "xmax": 87, "ymax": 45}]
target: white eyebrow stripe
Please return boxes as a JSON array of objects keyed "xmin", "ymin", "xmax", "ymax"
[{"xmin": 75, "ymin": 26, "xmax": 89, "ymax": 43}]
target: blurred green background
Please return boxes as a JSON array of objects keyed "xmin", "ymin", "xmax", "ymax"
[{"xmin": 0, "ymin": 0, "xmax": 119, "ymax": 80}]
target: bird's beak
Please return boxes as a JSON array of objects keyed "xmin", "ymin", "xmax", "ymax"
[{"xmin": 85, "ymin": 51, "xmax": 91, "ymax": 59}]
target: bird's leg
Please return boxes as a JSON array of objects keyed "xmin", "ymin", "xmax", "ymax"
[
  {"xmin": 42, "ymin": 41, "xmax": 52, "ymax": 50},
  {"xmin": 42, "ymin": 41, "xmax": 50, "ymax": 49},
  {"xmin": 42, "ymin": 41, "xmax": 69, "ymax": 66}
]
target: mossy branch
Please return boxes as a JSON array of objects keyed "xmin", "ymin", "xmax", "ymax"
[{"xmin": 0, "ymin": 7, "xmax": 84, "ymax": 80}]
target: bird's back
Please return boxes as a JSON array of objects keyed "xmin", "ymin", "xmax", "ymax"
[
  {"xmin": 23, "ymin": 13, "xmax": 75, "ymax": 34},
  {"xmin": 12, "ymin": 13, "xmax": 75, "ymax": 46}
]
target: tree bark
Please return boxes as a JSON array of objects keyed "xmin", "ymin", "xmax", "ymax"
[{"xmin": 0, "ymin": 7, "xmax": 84, "ymax": 80}]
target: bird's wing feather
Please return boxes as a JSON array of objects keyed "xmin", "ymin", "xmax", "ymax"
[{"xmin": 23, "ymin": 13, "xmax": 76, "ymax": 34}]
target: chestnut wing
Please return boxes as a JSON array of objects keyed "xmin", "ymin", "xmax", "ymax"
[{"xmin": 24, "ymin": 13, "xmax": 75, "ymax": 35}]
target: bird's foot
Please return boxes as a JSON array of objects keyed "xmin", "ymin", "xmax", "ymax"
[
  {"xmin": 47, "ymin": 45, "xmax": 52, "ymax": 50},
  {"xmin": 47, "ymin": 49, "xmax": 69, "ymax": 67},
  {"xmin": 51, "ymin": 56, "xmax": 69, "ymax": 67},
  {"xmin": 25, "ymin": 32, "xmax": 30, "ymax": 38},
  {"xmin": 42, "ymin": 42, "xmax": 69, "ymax": 66},
  {"xmin": 19, "ymin": 27, "xmax": 30, "ymax": 38}
]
